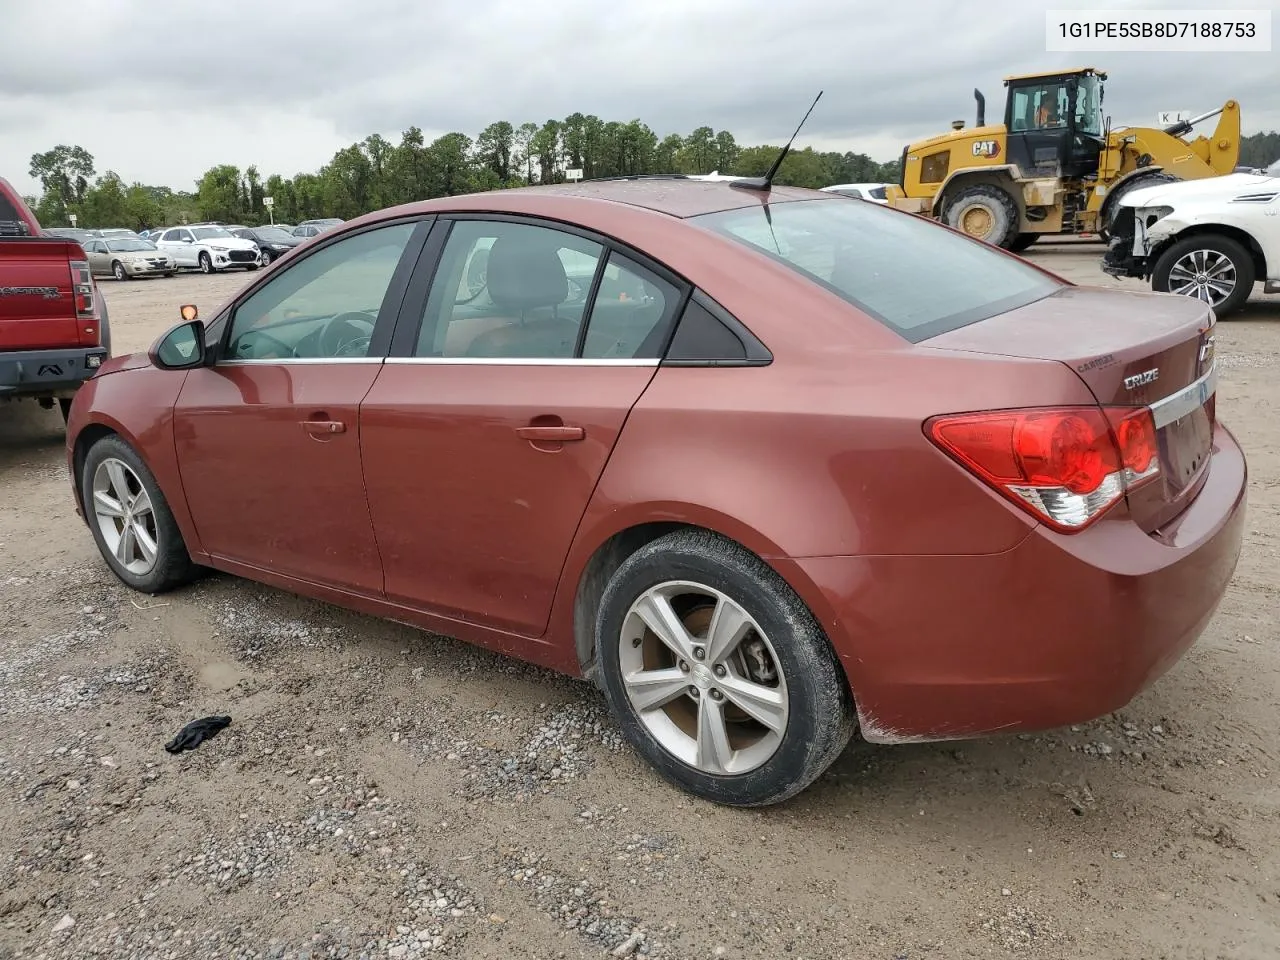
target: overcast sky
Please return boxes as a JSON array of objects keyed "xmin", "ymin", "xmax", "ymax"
[{"xmin": 0, "ymin": 0, "xmax": 1276, "ymax": 196}]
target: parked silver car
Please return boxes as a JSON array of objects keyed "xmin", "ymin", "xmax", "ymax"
[{"xmin": 83, "ymin": 236, "xmax": 177, "ymax": 280}]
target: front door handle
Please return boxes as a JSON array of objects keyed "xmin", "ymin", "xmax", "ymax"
[
  {"xmin": 515, "ymin": 425, "xmax": 585, "ymax": 442},
  {"xmin": 301, "ymin": 419, "xmax": 346, "ymax": 437}
]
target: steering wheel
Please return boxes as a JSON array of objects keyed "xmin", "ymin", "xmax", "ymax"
[
  {"xmin": 231, "ymin": 329, "xmax": 295, "ymax": 360},
  {"xmin": 319, "ymin": 311, "xmax": 376, "ymax": 358}
]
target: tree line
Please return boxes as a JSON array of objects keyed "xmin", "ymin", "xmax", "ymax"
[{"xmin": 23, "ymin": 120, "xmax": 1280, "ymax": 232}]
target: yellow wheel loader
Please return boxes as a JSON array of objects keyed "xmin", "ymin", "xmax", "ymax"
[{"xmin": 884, "ymin": 68, "xmax": 1240, "ymax": 251}]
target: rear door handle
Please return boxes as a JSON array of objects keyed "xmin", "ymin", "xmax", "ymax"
[
  {"xmin": 515, "ymin": 425, "xmax": 585, "ymax": 442},
  {"xmin": 301, "ymin": 419, "xmax": 346, "ymax": 436}
]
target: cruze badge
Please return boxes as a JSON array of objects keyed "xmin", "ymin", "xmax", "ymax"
[{"xmin": 1124, "ymin": 368, "xmax": 1160, "ymax": 390}]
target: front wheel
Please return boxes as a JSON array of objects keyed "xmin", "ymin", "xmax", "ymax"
[
  {"xmin": 112, "ymin": 261, "xmax": 128, "ymax": 281},
  {"xmin": 1152, "ymin": 234, "xmax": 1255, "ymax": 318},
  {"xmin": 596, "ymin": 529, "xmax": 855, "ymax": 807},
  {"xmin": 198, "ymin": 252, "xmax": 213, "ymax": 274},
  {"xmin": 260, "ymin": 250, "xmax": 273, "ymax": 266},
  {"xmin": 80, "ymin": 435, "xmax": 199, "ymax": 594},
  {"xmin": 942, "ymin": 183, "xmax": 1019, "ymax": 248}
]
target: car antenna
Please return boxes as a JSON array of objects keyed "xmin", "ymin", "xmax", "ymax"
[{"xmin": 731, "ymin": 90, "xmax": 823, "ymax": 192}]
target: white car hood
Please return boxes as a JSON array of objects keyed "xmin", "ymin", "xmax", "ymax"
[
  {"xmin": 1118, "ymin": 172, "xmax": 1279, "ymax": 209},
  {"xmin": 198, "ymin": 236, "xmax": 258, "ymax": 250}
]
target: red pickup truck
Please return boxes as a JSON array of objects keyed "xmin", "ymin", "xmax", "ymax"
[{"xmin": 1, "ymin": 175, "xmax": 110, "ymax": 421}]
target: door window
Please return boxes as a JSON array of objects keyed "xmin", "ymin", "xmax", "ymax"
[
  {"xmin": 225, "ymin": 222, "xmax": 416, "ymax": 361},
  {"xmin": 414, "ymin": 220, "xmax": 603, "ymax": 359}
]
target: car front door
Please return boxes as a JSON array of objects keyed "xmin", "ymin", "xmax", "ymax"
[
  {"xmin": 157, "ymin": 228, "xmax": 192, "ymax": 267},
  {"xmin": 171, "ymin": 218, "xmax": 427, "ymax": 592},
  {"xmin": 360, "ymin": 216, "xmax": 685, "ymax": 636}
]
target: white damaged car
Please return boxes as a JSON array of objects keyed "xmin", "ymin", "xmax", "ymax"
[{"xmin": 1102, "ymin": 157, "xmax": 1280, "ymax": 317}]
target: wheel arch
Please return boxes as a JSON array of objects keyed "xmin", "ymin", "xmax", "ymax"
[
  {"xmin": 564, "ymin": 509, "xmax": 852, "ymax": 706},
  {"xmin": 1151, "ymin": 223, "xmax": 1268, "ymax": 281},
  {"xmin": 69, "ymin": 410, "xmax": 206, "ymax": 559},
  {"xmin": 931, "ymin": 166, "xmax": 1022, "ymax": 216}
]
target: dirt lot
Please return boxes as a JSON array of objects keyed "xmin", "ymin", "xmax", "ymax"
[{"xmin": 2, "ymin": 248, "xmax": 1279, "ymax": 960}]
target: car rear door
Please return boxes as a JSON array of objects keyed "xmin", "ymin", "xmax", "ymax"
[
  {"xmin": 359, "ymin": 215, "xmax": 686, "ymax": 637},
  {"xmin": 171, "ymin": 218, "xmax": 428, "ymax": 592}
]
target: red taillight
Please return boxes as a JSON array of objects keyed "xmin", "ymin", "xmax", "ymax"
[
  {"xmin": 926, "ymin": 406, "xmax": 1160, "ymax": 532},
  {"xmin": 69, "ymin": 260, "xmax": 96, "ymax": 318}
]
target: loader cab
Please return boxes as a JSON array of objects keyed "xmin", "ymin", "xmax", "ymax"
[{"xmin": 1004, "ymin": 68, "xmax": 1106, "ymax": 179}]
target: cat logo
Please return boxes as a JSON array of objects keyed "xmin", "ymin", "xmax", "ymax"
[{"xmin": 971, "ymin": 140, "xmax": 1001, "ymax": 158}]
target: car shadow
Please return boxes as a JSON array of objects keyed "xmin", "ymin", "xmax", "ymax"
[{"xmin": 0, "ymin": 401, "xmax": 68, "ymax": 468}]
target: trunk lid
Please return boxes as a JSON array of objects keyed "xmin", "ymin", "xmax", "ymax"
[
  {"xmin": 926, "ymin": 285, "xmax": 1217, "ymax": 533},
  {"xmin": 0, "ymin": 238, "xmax": 83, "ymax": 350}
]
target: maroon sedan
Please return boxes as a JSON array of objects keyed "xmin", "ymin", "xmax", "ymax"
[{"xmin": 65, "ymin": 178, "xmax": 1246, "ymax": 806}]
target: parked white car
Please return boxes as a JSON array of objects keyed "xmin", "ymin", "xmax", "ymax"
[
  {"xmin": 820, "ymin": 183, "xmax": 891, "ymax": 203},
  {"xmin": 1102, "ymin": 158, "xmax": 1280, "ymax": 317},
  {"xmin": 153, "ymin": 224, "xmax": 261, "ymax": 274}
]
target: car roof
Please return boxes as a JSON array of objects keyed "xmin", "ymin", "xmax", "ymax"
[{"xmin": 383, "ymin": 179, "xmax": 825, "ymax": 222}]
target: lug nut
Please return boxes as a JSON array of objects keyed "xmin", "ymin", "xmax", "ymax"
[
  {"xmin": 693, "ymin": 647, "xmax": 706, "ymax": 661},
  {"xmin": 679, "ymin": 661, "xmax": 690, "ymax": 673},
  {"xmin": 688, "ymin": 685, "xmax": 700, "ymax": 697},
  {"xmin": 710, "ymin": 689, "xmax": 723, "ymax": 701},
  {"xmin": 713, "ymin": 664, "xmax": 727, "ymax": 678}
]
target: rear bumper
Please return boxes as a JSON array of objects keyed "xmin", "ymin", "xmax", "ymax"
[
  {"xmin": 0, "ymin": 346, "xmax": 108, "ymax": 398},
  {"xmin": 783, "ymin": 421, "xmax": 1248, "ymax": 742}
]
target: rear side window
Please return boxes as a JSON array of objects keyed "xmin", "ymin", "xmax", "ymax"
[
  {"xmin": 0, "ymin": 191, "xmax": 30, "ymax": 235},
  {"xmin": 692, "ymin": 199, "xmax": 1060, "ymax": 343},
  {"xmin": 868, "ymin": 186, "xmax": 887, "ymax": 200}
]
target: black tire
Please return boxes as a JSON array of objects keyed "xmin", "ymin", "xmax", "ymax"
[
  {"xmin": 260, "ymin": 250, "xmax": 272, "ymax": 266},
  {"xmin": 595, "ymin": 528, "xmax": 855, "ymax": 807},
  {"xmin": 1151, "ymin": 233, "xmax": 1256, "ymax": 318},
  {"xmin": 1008, "ymin": 233, "xmax": 1040, "ymax": 254},
  {"xmin": 164, "ymin": 272, "xmax": 175, "ymax": 278},
  {"xmin": 1100, "ymin": 172, "xmax": 1180, "ymax": 241},
  {"xmin": 59, "ymin": 398, "xmax": 73, "ymax": 423},
  {"xmin": 79, "ymin": 435, "xmax": 199, "ymax": 594},
  {"xmin": 111, "ymin": 261, "xmax": 128, "ymax": 281},
  {"xmin": 94, "ymin": 286, "xmax": 112, "ymax": 356},
  {"xmin": 942, "ymin": 183, "xmax": 1020, "ymax": 248},
  {"xmin": 198, "ymin": 252, "xmax": 213, "ymax": 274}
]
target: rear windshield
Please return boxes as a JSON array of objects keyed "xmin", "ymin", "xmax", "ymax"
[{"xmin": 692, "ymin": 198, "xmax": 1061, "ymax": 342}]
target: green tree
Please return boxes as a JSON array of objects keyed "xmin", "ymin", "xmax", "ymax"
[
  {"xmin": 475, "ymin": 121, "xmax": 515, "ymax": 182},
  {"xmin": 29, "ymin": 144, "xmax": 96, "ymax": 211},
  {"xmin": 196, "ymin": 164, "xmax": 246, "ymax": 222}
]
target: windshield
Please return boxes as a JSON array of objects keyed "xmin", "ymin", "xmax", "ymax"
[
  {"xmin": 192, "ymin": 226, "xmax": 232, "ymax": 240},
  {"xmin": 692, "ymin": 199, "xmax": 1061, "ymax": 342},
  {"xmin": 106, "ymin": 239, "xmax": 157, "ymax": 252},
  {"xmin": 255, "ymin": 227, "xmax": 294, "ymax": 242}
]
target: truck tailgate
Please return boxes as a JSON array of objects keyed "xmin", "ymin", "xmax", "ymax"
[{"xmin": 0, "ymin": 238, "xmax": 83, "ymax": 350}]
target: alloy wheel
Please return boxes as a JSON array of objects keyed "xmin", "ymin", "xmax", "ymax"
[
  {"xmin": 91, "ymin": 457, "xmax": 160, "ymax": 576},
  {"xmin": 1168, "ymin": 248, "xmax": 1237, "ymax": 306},
  {"xmin": 618, "ymin": 581, "xmax": 789, "ymax": 775}
]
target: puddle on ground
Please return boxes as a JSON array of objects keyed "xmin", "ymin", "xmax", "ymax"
[{"xmin": 200, "ymin": 660, "xmax": 251, "ymax": 692}]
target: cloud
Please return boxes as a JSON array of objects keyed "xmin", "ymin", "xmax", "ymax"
[{"xmin": 1, "ymin": 0, "xmax": 1276, "ymax": 195}]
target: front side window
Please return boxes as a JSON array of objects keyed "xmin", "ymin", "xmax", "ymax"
[
  {"xmin": 1072, "ymin": 75, "xmax": 1103, "ymax": 137},
  {"xmin": 226, "ymin": 222, "xmax": 415, "ymax": 361},
  {"xmin": 693, "ymin": 198, "xmax": 1061, "ymax": 343},
  {"xmin": 414, "ymin": 220, "xmax": 603, "ymax": 359}
]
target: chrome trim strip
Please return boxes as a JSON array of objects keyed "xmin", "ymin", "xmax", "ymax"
[
  {"xmin": 1150, "ymin": 362, "xmax": 1216, "ymax": 429},
  {"xmin": 219, "ymin": 357, "xmax": 385, "ymax": 365},
  {"xmin": 382, "ymin": 357, "xmax": 660, "ymax": 367}
]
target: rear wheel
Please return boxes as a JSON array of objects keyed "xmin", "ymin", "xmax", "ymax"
[
  {"xmin": 595, "ymin": 529, "xmax": 855, "ymax": 807},
  {"xmin": 80, "ymin": 435, "xmax": 199, "ymax": 594},
  {"xmin": 942, "ymin": 183, "xmax": 1019, "ymax": 248},
  {"xmin": 1152, "ymin": 233, "xmax": 1255, "ymax": 318}
]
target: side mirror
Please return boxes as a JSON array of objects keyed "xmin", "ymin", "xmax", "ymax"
[{"xmin": 150, "ymin": 315, "xmax": 206, "ymax": 370}]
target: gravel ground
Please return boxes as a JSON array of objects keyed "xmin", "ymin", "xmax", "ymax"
[{"xmin": 1, "ymin": 251, "xmax": 1278, "ymax": 960}]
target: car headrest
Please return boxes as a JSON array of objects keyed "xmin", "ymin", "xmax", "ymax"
[{"xmin": 486, "ymin": 233, "xmax": 568, "ymax": 310}]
